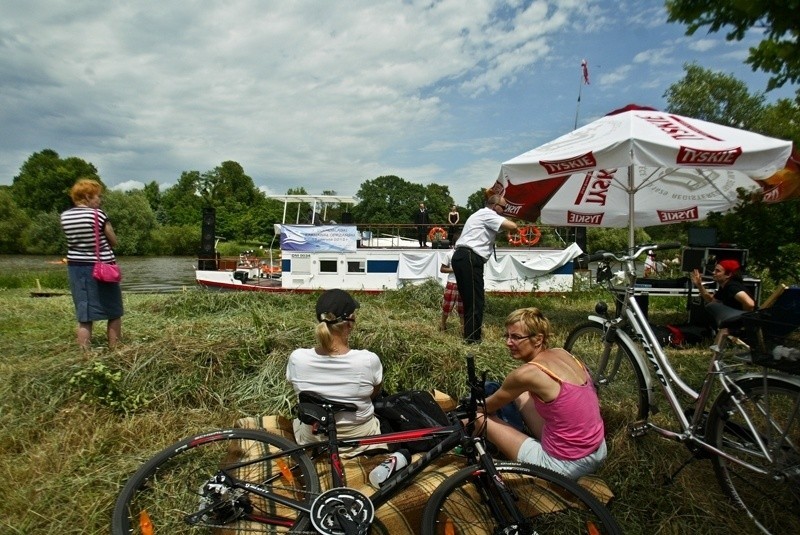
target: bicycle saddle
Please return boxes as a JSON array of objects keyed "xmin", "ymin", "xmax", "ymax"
[{"xmin": 296, "ymin": 392, "xmax": 357, "ymax": 426}]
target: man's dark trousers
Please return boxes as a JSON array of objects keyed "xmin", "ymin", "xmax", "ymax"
[{"xmin": 452, "ymin": 246, "xmax": 485, "ymax": 344}]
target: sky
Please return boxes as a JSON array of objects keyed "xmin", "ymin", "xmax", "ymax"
[{"xmin": 1, "ymin": 0, "xmax": 796, "ymax": 206}]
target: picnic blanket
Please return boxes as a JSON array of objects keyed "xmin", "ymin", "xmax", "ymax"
[{"xmin": 229, "ymin": 413, "xmax": 614, "ymax": 534}]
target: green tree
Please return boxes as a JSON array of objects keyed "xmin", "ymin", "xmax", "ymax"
[
  {"xmin": 663, "ymin": 63, "xmax": 766, "ymax": 128},
  {"xmin": 353, "ymin": 175, "xmax": 425, "ymax": 224},
  {"xmin": 666, "ymin": 0, "xmax": 800, "ymax": 93},
  {"xmin": 160, "ymin": 171, "xmax": 203, "ymax": 227},
  {"xmin": 143, "ymin": 181, "xmax": 162, "ymax": 215},
  {"xmin": 22, "ymin": 211, "xmax": 65, "ymax": 255},
  {"xmin": 150, "ymin": 224, "xmax": 201, "ymax": 255},
  {"xmin": 422, "ymin": 183, "xmax": 455, "ymax": 226},
  {"xmin": 466, "ymin": 188, "xmax": 489, "ymax": 213},
  {"xmin": 102, "ymin": 190, "xmax": 158, "ymax": 255},
  {"xmin": 708, "ymin": 191, "xmax": 800, "ymax": 284},
  {"xmin": 0, "ymin": 190, "xmax": 31, "ymax": 253},
  {"xmin": 11, "ymin": 149, "xmax": 100, "ymax": 214},
  {"xmin": 754, "ymin": 98, "xmax": 800, "ymax": 145}
]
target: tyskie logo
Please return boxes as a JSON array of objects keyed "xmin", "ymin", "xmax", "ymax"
[
  {"xmin": 541, "ymin": 152, "xmax": 597, "ymax": 175},
  {"xmin": 656, "ymin": 206, "xmax": 699, "ymax": 223},
  {"xmin": 677, "ymin": 147, "xmax": 742, "ymax": 166},
  {"xmin": 567, "ymin": 211, "xmax": 604, "ymax": 225}
]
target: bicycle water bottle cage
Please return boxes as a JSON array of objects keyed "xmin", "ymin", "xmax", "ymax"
[{"xmin": 296, "ymin": 392, "xmax": 357, "ymax": 427}]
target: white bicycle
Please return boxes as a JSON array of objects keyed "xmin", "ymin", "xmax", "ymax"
[{"xmin": 565, "ymin": 243, "xmax": 800, "ymax": 535}]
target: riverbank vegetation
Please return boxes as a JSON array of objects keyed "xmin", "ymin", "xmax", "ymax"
[{"xmin": 0, "ymin": 282, "xmax": 784, "ymax": 534}]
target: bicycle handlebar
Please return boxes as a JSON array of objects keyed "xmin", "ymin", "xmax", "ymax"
[{"xmin": 584, "ymin": 242, "xmax": 682, "ymax": 263}]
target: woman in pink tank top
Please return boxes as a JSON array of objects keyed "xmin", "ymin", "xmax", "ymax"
[{"xmin": 478, "ymin": 307, "xmax": 606, "ymax": 479}]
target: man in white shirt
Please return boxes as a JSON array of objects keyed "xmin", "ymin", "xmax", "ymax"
[{"xmin": 451, "ymin": 194, "xmax": 517, "ymax": 343}]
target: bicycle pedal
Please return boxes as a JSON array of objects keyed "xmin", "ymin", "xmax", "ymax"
[{"xmin": 628, "ymin": 420, "xmax": 649, "ymax": 437}]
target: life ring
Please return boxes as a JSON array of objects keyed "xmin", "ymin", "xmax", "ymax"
[
  {"xmin": 507, "ymin": 230, "xmax": 524, "ymax": 246},
  {"xmin": 428, "ymin": 226, "xmax": 448, "ymax": 242},
  {"xmin": 523, "ymin": 225, "xmax": 541, "ymax": 246},
  {"xmin": 507, "ymin": 226, "xmax": 541, "ymax": 246}
]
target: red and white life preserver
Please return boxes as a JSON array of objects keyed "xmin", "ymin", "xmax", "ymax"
[
  {"xmin": 523, "ymin": 225, "xmax": 541, "ymax": 246},
  {"xmin": 428, "ymin": 227, "xmax": 448, "ymax": 242},
  {"xmin": 507, "ymin": 226, "xmax": 541, "ymax": 246}
]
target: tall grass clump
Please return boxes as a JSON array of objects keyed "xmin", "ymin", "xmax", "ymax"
[{"xmin": 0, "ymin": 282, "xmax": 780, "ymax": 534}]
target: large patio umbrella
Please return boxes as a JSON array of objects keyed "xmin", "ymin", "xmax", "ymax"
[{"xmin": 493, "ymin": 105, "xmax": 796, "ymax": 248}]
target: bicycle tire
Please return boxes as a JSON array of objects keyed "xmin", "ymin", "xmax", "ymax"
[
  {"xmin": 706, "ymin": 376, "xmax": 800, "ymax": 535},
  {"xmin": 112, "ymin": 428, "xmax": 320, "ymax": 534},
  {"xmin": 420, "ymin": 461, "xmax": 622, "ymax": 535},
  {"xmin": 564, "ymin": 321, "xmax": 649, "ymax": 422}
]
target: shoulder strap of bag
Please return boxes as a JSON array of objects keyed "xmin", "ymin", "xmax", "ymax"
[{"xmin": 94, "ymin": 209, "xmax": 101, "ymax": 262}]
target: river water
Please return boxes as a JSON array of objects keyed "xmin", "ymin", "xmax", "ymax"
[{"xmin": 1, "ymin": 255, "xmax": 198, "ymax": 293}]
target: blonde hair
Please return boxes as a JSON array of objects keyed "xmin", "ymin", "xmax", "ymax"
[
  {"xmin": 314, "ymin": 318, "xmax": 351, "ymax": 354},
  {"xmin": 69, "ymin": 179, "xmax": 103, "ymax": 205},
  {"xmin": 505, "ymin": 307, "xmax": 553, "ymax": 348}
]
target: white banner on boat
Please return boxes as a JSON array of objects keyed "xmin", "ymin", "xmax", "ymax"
[{"xmin": 280, "ymin": 225, "xmax": 359, "ymax": 252}]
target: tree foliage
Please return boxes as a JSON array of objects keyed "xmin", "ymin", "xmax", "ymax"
[
  {"xmin": 663, "ymin": 63, "xmax": 766, "ymax": 128},
  {"xmin": 103, "ymin": 190, "xmax": 158, "ymax": 255},
  {"xmin": 22, "ymin": 211, "xmax": 65, "ymax": 255},
  {"xmin": 11, "ymin": 149, "xmax": 100, "ymax": 214},
  {"xmin": 0, "ymin": 190, "xmax": 30, "ymax": 253},
  {"xmin": 666, "ymin": 0, "xmax": 800, "ymax": 93}
]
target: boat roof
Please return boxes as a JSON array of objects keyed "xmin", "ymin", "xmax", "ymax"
[
  {"xmin": 267, "ymin": 194, "xmax": 357, "ymax": 204},
  {"xmin": 267, "ymin": 194, "xmax": 358, "ymax": 225}
]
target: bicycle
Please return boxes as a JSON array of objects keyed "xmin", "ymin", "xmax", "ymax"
[
  {"xmin": 564, "ymin": 243, "xmax": 800, "ymax": 535},
  {"xmin": 112, "ymin": 354, "xmax": 622, "ymax": 534}
]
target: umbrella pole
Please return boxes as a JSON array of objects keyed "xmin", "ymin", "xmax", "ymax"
[{"xmin": 628, "ymin": 163, "xmax": 635, "ymax": 250}]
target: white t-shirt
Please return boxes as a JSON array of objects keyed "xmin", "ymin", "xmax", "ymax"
[
  {"xmin": 442, "ymin": 250, "xmax": 457, "ymax": 283},
  {"xmin": 454, "ymin": 207, "xmax": 506, "ymax": 260},
  {"xmin": 286, "ymin": 348, "xmax": 383, "ymax": 425}
]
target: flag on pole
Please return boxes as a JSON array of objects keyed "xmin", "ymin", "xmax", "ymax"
[{"xmin": 581, "ymin": 59, "xmax": 590, "ymax": 85}]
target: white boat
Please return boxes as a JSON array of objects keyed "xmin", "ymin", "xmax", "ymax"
[{"xmin": 196, "ymin": 195, "xmax": 583, "ymax": 294}]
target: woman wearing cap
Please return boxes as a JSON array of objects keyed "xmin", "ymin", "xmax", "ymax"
[
  {"xmin": 691, "ymin": 259, "xmax": 755, "ymax": 311},
  {"xmin": 286, "ymin": 289, "xmax": 384, "ymax": 455}
]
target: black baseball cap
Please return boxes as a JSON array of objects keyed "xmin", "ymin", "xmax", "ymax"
[{"xmin": 316, "ymin": 289, "xmax": 359, "ymax": 323}]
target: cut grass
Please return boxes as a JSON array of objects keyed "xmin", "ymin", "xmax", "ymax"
[{"xmin": 0, "ymin": 281, "xmax": 778, "ymax": 534}]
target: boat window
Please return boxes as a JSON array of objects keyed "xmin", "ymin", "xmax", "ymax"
[
  {"xmin": 347, "ymin": 260, "xmax": 366, "ymax": 273},
  {"xmin": 293, "ymin": 256, "xmax": 311, "ymax": 274},
  {"xmin": 319, "ymin": 259, "xmax": 338, "ymax": 273}
]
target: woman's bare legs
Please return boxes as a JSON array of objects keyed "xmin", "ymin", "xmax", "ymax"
[
  {"xmin": 107, "ymin": 318, "xmax": 122, "ymax": 349},
  {"xmin": 77, "ymin": 322, "xmax": 93, "ymax": 350}
]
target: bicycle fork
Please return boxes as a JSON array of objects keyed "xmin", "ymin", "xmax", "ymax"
[{"xmin": 470, "ymin": 439, "xmax": 534, "ymax": 533}]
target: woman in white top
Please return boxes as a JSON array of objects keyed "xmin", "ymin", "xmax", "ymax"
[{"xmin": 286, "ymin": 289, "xmax": 384, "ymax": 455}]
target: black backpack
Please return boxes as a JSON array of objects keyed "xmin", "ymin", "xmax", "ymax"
[{"xmin": 373, "ymin": 390, "xmax": 451, "ymax": 453}]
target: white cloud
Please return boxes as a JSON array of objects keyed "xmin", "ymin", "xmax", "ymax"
[
  {"xmin": 113, "ymin": 180, "xmax": 145, "ymax": 192},
  {"xmin": 1, "ymin": 0, "xmax": 791, "ymax": 211},
  {"xmin": 688, "ymin": 39, "xmax": 717, "ymax": 53}
]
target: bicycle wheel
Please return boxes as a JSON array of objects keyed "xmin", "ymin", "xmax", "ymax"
[
  {"xmin": 564, "ymin": 321, "xmax": 649, "ymax": 422},
  {"xmin": 420, "ymin": 461, "xmax": 622, "ymax": 535},
  {"xmin": 112, "ymin": 428, "xmax": 320, "ymax": 534},
  {"xmin": 706, "ymin": 376, "xmax": 800, "ymax": 535}
]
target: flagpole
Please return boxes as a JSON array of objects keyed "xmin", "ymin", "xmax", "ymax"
[
  {"xmin": 573, "ymin": 74, "xmax": 583, "ymax": 131},
  {"xmin": 574, "ymin": 59, "xmax": 589, "ymax": 130}
]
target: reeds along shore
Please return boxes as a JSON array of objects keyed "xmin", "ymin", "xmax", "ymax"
[{"xmin": 0, "ymin": 282, "xmax": 772, "ymax": 534}]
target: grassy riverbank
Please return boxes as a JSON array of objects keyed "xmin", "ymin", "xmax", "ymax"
[{"xmin": 0, "ymin": 282, "xmax": 775, "ymax": 534}]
